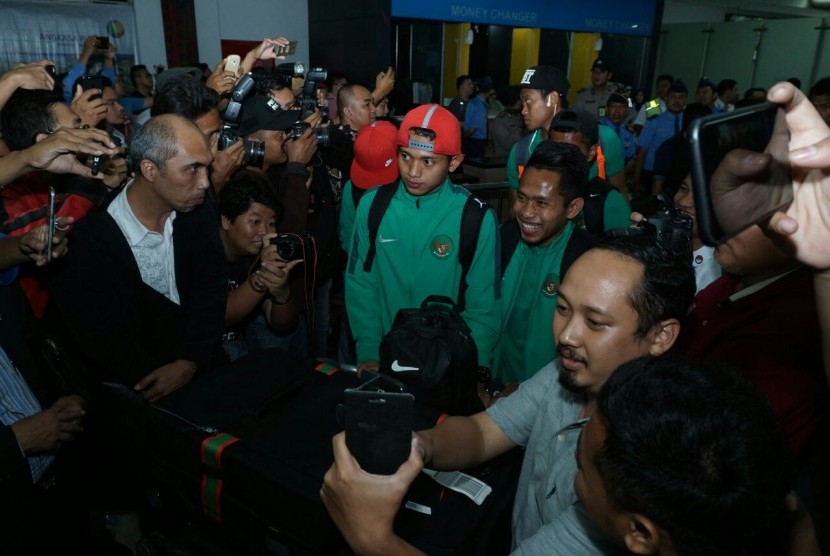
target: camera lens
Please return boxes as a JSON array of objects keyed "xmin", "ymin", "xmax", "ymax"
[
  {"xmin": 243, "ymin": 140, "xmax": 265, "ymax": 168},
  {"xmin": 314, "ymin": 127, "xmax": 330, "ymax": 148}
]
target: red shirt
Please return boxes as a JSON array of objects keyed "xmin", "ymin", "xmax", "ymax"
[{"xmin": 676, "ymin": 268, "xmax": 826, "ymax": 456}]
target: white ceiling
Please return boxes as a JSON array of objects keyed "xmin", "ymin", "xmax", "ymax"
[{"xmin": 667, "ymin": 0, "xmax": 830, "ymax": 19}]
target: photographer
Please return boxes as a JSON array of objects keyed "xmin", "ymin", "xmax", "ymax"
[
  {"xmin": 61, "ymin": 35, "xmax": 117, "ymax": 105},
  {"xmin": 231, "ymin": 93, "xmax": 342, "ymax": 357},
  {"xmin": 151, "ymin": 74, "xmax": 246, "ymax": 194},
  {"xmin": 218, "ymin": 176, "xmax": 302, "ymax": 361}
]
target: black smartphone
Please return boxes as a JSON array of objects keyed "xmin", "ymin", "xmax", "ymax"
[
  {"xmin": 96, "ymin": 36, "xmax": 110, "ymax": 50},
  {"xmin": 344, "ymin": 376, "xmax": 413, "ymax": 475},
  {"xmin": 46, "ymin": 186, "xmax": 56, "ymax": 262},
  {"xmin": 273, "ymin": 40, "xmax": 298, "ymax": 57},
  {"xmin": 81, "ymin": 74, "xmax": 104, "ymax": 101},
  {"xmin": 688, "ymin": 102, "xmax": 793, "ymax": 245}
]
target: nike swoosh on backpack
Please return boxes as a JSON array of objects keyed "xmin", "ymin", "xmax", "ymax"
[{"xmin": 391, "ymin": 360, "xmax": 419, "ymax": 372}]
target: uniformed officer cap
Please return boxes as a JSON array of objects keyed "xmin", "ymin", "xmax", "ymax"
[{"xmin": 591, "ymin": 58, "xmax": 610, "ymax": 72}]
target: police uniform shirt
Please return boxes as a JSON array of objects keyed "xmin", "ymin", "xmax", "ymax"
[
  {"xmin": 600, "ymin": 118, "xmax": 636, "ymax": 162},
  {"xmin": 637, "ymin": 110, "xmax": 682, "ymax": 172},
  {"xmin": 573, "ymin": 86, "xmax": 614, "ymax": 119}
]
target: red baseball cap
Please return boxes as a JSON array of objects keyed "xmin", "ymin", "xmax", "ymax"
[
  {"xmin": 397, "ymin": 104, "xmax": 461, "ymax": 157},
  {"xmin": 351, "ymin": 120, "xmax": 400, "ymax": 189}
]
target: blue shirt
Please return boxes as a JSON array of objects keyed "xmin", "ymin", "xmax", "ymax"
[
  {"xmin": 600, "ymin": 119, "xmax": 636, "ymax": 162},
  {"xmin": 638, "ymin": 110, "xmax": 682, "ymax": 171},
  {"xmin": 0, "ymin": 347, "xmax": 52, "ymax": 483},
  {"xmin": 62, "ymin": 63, "xmax": 118, "ymax": 104},
  {"xmin": 464, "ymin": 95, "xmax": 488, "ymax": 140}
]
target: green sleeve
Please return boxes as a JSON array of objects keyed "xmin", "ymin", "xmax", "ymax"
[
  {"xmin": 344, "ymin": 188, "xmax": 384, "ymax": 363},
  {"xmin": 506, "ymin": 143, "xmax": 520, "ymax": 189},
  {"xmin": 338, "ymin": 181, "xmax": 357, "ymax": 254},
  {"xmin": 460, "ymin": 206, "xmax": 501, "ymax": 366},
  {"xmin": 602, "ymin": 189, "xmax": 632, "ymax": 231},
  {"xmin": 599, "ymin": 125, "xmax": 624, "ymax": 177}
]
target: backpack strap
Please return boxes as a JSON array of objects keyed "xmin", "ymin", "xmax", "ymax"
[
  {"xmin": 351, "ymin": 183, "xmax": 366, "ymax": 209},
  {"xmin": 583, "ymin": 177, "xmax": 616, "ymax": 237},
  {"xmin": 561, "ymin": 226, "xmax": 598, "ymax": 278},
  {"xmin": 456, "ymin": 194, "xmax": 491, "ymax": 312},
  {"xmin": 498, "ymin": 219, "xmax": 522, "ymax": 278},
  {"xmin": 362, "ymin": 181, "xmax": 400, "ymax": 272},
  {"xmin": 514, "ymin": 132, "xmax": 535, "ymax": 180}
]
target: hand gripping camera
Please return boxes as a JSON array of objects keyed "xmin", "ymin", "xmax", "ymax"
[
  {"xmin": 217, "ymin": 73, "xmax": 266, "ymax": 167},
  {"xmin": 609, "ymin": 193, "xmax": 693, "ymax": 256}
]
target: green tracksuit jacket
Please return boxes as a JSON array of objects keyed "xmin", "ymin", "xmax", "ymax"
[{"xmin": 345, "ymin": 178, "xmax": 500, "ymax": 366}]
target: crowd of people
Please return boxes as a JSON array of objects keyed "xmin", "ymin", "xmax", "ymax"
[{"xmin": 0, "ymin": 32, "xmax": 828, "ymax": 555}]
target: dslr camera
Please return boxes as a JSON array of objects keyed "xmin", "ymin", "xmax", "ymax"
[
  {"xmin": 275, "ymin": 62, "xmax": 329, "ymax": 121},
  {"xmin": 289, "ymin": 121, "xmax": 330, "ymax": 147},
  {"xmin": 218, "ymin": 73, "xmax": 266, "ymax": 167},
  {"xmin": 609, "ymin": 193, "xmax": 693, "ymax": 255},
  {"xmin": 270, "ymin": 233, "xmax": 304, "ymax": 261}
]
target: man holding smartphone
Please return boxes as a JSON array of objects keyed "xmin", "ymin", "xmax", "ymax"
[{"xmin": 328, "ymin": 235, "xmax": 695, "ymax": 553}]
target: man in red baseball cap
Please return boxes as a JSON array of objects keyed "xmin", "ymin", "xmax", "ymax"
[{"xmin": 345, "ymin": 104, "xmax": 500, "ymax": 372}]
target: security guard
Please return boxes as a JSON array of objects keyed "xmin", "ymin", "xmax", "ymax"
[{"xmin": 574, "ymin": 58, "xmax": 616, "ymax": 119}]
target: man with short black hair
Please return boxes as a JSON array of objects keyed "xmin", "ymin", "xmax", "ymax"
[
  {"xmin": 129, "ymin": 64, "xmax": 153, "ymax": 99},
  {"xmin": 551, "ymin": 108, "xmax": 631, "ymax": 234},
  {"xmin": 490, "ymin": 141, "xmax": 595, "ymax": 389},
  {"xmin": 576, "ymin": 356, "xmax": 799, "ymax": 555},
  {"xmin": 600, "ymin": 93, "xmax": 637, "ymax": 165},
  {"xmin": 696, "ymin": 77, "xmax": 719, "ymax": 112},
  {"xmin": 324, "ymin": 235, "xmax": 695, "ymax": 554},
  {"xmin": 151, "ymin": 74, "xmax": 245, "ymax": 192},
  {"xmin": 715, "ymin": 78, "xmax": 738, "ymax": 112},
  {"xmin": 635, "ymin": 80, "xmax": 688, "ymax": 195},
  {"xmin": 447, "ymin": 74, "xmax": 474, "ymax": 122},
  {"xmin": 507, "ymin": 65, "xmax": 626, "ymax": 193}
]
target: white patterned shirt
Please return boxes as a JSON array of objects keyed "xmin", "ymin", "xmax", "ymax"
[{"xmin": 107, "ymin": 185, "xmax": 180, "ymax": 304}]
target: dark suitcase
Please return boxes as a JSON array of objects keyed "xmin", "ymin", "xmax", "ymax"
[{"xmin": 147, "ymin": 354, "xmax": 519, "ymax": 555}]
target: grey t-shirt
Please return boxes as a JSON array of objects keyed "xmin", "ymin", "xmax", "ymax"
[{"xmin": 487, "ymin": 360, "xmax": 622, "ymax": 554}]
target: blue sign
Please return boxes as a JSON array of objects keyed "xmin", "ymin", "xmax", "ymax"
[{"xmin": 391, "ymin": 0, "xmax": 657, "ymax": 37}]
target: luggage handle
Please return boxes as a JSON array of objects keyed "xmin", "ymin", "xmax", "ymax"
[{"xmin": 420, "ymin": 295, "xmax": 458, "ymax": 311}]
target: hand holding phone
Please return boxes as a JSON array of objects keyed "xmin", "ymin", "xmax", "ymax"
[
  {"xmin": 224, "ymin": 54, "xmax": 240, "ymax": 75},
  {"xmin": 688, "ymin": 102, "xmax": 793, "ymax": 245},
  {"xmin": 343, "ymin": 374, "xmax": 413, "ymax": 475},
  {"xmin": 273, "ymin": 40, "xmax": 297, "ymax": 57}
]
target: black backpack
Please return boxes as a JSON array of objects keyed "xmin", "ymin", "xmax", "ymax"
[
  {"xmin": 364, "ymin": 182, "xmax": 493, "ymax": 415},
  {"xmin": 379, "ymin": 295, "xmax": 482, "ymax": 416},
  {"xmin": 582, "ymin": 177, "xmax": 618, "ymax": 237}
]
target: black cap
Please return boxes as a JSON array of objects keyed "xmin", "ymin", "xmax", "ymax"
[
  {"xmin": 551, "ymin": 108, "xmax": 599, "ymax": 145},
  {"xmin": 591, "ymin": 58, "xmax": 610, "ymax": 72},
  {"xmin": 518, "ymin": 65, "xmax": 569, "ymax": 97},
  {"xmin": 238, "ymin": 96, "xmax": 301, "ymax": 136}
]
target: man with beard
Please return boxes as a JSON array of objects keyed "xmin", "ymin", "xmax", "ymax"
[
  {"xmin": 322, "ymin": 235, "xmax": 695, "ymax": 553},
  {"xmin": 50, "ymin": 114, "xmax": 226, "ymax": 401}
]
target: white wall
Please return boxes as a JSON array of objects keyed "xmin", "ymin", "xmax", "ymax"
[
  {"xmin": 194, "ymin": 0, "xmax": 309, "ymax": 67},
  {"xmin": 131, "ymin": 0, "xmax": 309, "ymax": 69},
  {"xmin": 133, "ymin": 0, "xmax": 167, "ymax": 67}
]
